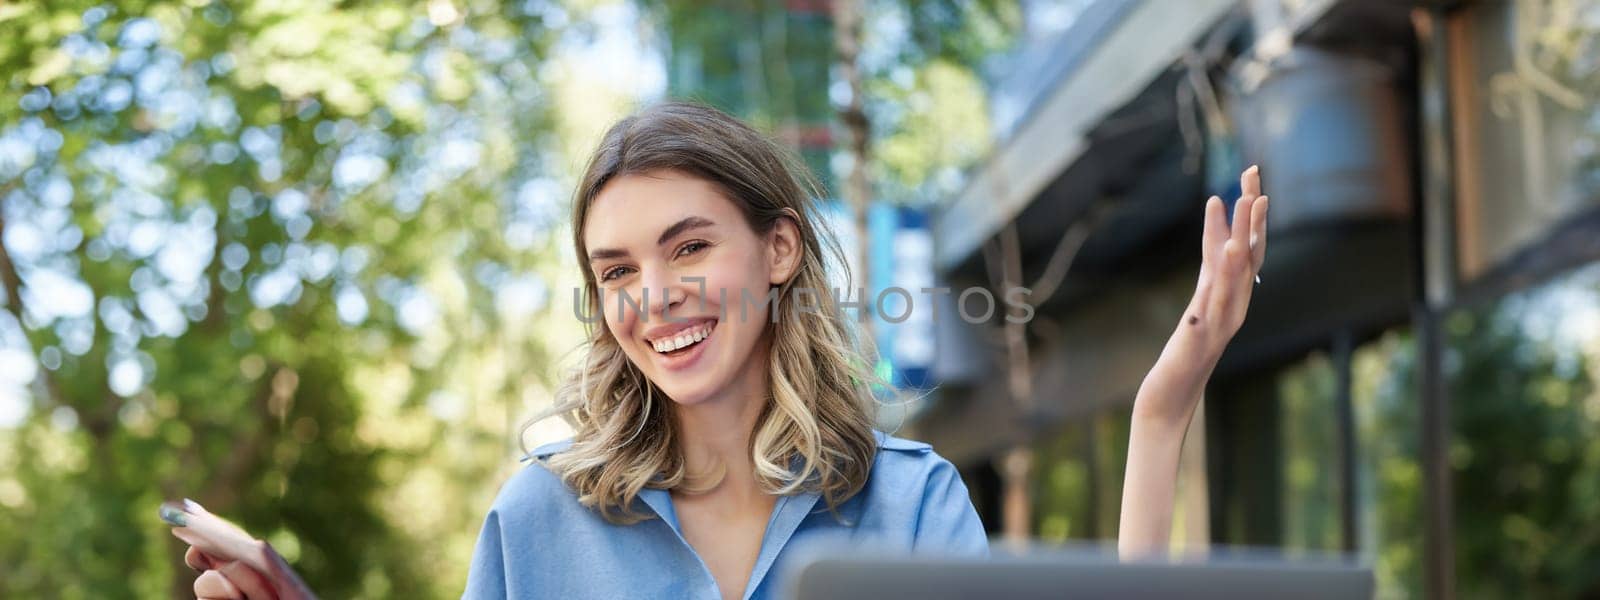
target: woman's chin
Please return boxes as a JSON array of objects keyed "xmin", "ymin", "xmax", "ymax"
[{"xmin": 657, "ymin": 382, "xmax": 716, "ymax": 407}]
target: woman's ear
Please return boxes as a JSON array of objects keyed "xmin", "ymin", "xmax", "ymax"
[{"xmin": 767, "ymin": 209, "xmax": 803, "ymax": 286}]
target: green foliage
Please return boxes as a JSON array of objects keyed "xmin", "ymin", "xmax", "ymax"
[
  {"xmin": 1279, "ymin": 268, "xmax": 1600, "ymax": 599},
  {"xmin": 646, "ymin": 0, "xmax": 838, "ymax": 189},
  {"xmin": 641, "ymin": 0, "xmax": 1018, "ymax": 203},
  {"xmin": 865, "ymin": 0, "xmax": 1017, "ymax": 205},
  {"xmin": 1443, "ymin": 273, "xmax": 1600, "ymax": 598},
  {"xmin": 0, "ymin": 1, "xmax": 568, "ymax": 597},
  {"xmin": 1030, "ymin": 408, "xmax": 1131, "ymax": 545}
]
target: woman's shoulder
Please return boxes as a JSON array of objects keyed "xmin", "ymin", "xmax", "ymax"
[
  {"xmin": 863, "ymin": 430, "xmax": 988, "ymax": 553},
  {"xmin": 867, "ymin": 430, "xmax": 961, "ymax": 489},
  {"xmin": 485, "ymin": 439, "xmax": 582, "ymax": 522},
  {"xmin": 524, "ymin": 438, "xmax": 575, "ymax": 461},
  {"xmin": 854, "ymin": 430, "xmax": 986, "ymax": 551},
  {"xmin": 872, "ymin": 429, "xmax": 934, "ymax": 454}
]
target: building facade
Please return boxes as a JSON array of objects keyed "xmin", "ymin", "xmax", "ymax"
[{"xmin": 914, "ymin": 1, "xmax": 1600, "ymax": 598}]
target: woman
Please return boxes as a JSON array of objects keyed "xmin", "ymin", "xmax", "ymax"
[{"xmin": 170, "ymin": 101, "xmax": 1269, "ymax": 599}]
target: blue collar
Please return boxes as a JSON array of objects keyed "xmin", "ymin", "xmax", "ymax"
[{"xmin": 636, "ymin": 485, "xmax": 822, "ymax": 600}]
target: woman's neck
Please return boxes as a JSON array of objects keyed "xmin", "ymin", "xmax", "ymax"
[{"xmin": 671, "ymin": 343, "xmax": 770, "ymax": 501}]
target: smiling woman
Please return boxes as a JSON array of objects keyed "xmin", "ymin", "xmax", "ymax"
[{"xmin": 504, "ymin": 102, "xmax": 980, "ymax": 599}]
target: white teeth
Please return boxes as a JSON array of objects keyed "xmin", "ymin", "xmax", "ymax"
[{"xmin": 651, "ymin": 323, "xmax": 713, "ymax": 354}]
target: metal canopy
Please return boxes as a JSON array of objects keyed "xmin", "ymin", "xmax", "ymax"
[{"xmin": 934, "ymin": 0, "xmax": 1238, "ymax": 271}]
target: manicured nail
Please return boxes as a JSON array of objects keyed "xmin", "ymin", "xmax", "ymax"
[{"xmin": 160, "ymin": 502, "xmax": 189, "ymax": 527}]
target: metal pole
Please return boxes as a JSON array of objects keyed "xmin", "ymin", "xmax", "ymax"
[
  {"xmin": 1414, "ymin": 6, "xmax": 1461, "ymax": 598},
  {"xmin": 1332, "ymin": 330, "xmax": 1357, "ymax": 555}
]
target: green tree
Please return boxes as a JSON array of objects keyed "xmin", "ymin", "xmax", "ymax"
[
  {"xmin": 1443, "ymin": 277, "xmax": 1600, "ymax": 598},
  {"xmin": 0, "ymin": 1, "xmax": 572, "ymax": 597}
]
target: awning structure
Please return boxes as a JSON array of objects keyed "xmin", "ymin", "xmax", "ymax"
[
  {"xmin": 935, "ymin": 0, "xmax": 1241, "ymax": 271},
  {"xmin": 918, "ymin": 0, "xmax": 1415, "ymax": 463}
]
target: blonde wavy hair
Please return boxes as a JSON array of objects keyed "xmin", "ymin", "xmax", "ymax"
[{"xmin": 525, "ymin": 101, "xmax": 883, "ymax": 524}]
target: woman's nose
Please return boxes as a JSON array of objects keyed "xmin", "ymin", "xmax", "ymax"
[{"xmin": 638, "ymin": 268, "xmax": 686, "ymax": 320}]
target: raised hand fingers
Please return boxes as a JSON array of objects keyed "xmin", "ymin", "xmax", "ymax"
[
  {"xmin": 1230, "ymin": 166, "xmax": 1260, "ymax": 248},
  {"xmin": 1202, "ymin": 195, "xmax": 1227, "ymax": 266},
  {"xmin": 1251, "ymin": 195, "xmax": 1270, "ymax": 271},
  {"xmin": 1185, "ymin": 167, "xmax": 1267, "ymax": 335}
]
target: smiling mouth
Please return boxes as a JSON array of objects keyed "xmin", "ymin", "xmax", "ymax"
[{"xmin": 649, "ymin": 320, "xmax": 716, "ymax": 355}]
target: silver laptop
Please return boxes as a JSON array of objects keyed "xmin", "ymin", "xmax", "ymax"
[{"xmin": 786, "ymin": 548, "xmax": 1374, "ymax": 600}]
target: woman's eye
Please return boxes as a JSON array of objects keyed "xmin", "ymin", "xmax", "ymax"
[
  {"xmin": 600, "ymin": 266, "xmax": 631, "ymax": 282},
  {"xmin": 677, "ymin": 241, "xmax": 708, "ymax": 257}
]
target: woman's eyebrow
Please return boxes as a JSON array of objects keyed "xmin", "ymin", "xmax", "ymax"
[
  {"xmin": 587, "ymin": 216, "xmax": 717, "ymax": 263},
  {"xmin": 655, "ymin": 216, "xmax": 715, "ymax": 245},
  {"xmin": 587, "ymin": 247, "xmax": 628, "ymax": 262}
]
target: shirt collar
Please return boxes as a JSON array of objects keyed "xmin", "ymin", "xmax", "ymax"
[
  {"xmin": 636, "ymin": 482, "xmax": 821, "ymax": 600},
  {"xmin": 531, "ymin": 430, "xmax": 907, "ymax": 536},
  {"xmin": 637, "ymin": 487, "xmax": 680, "ymax": 532},
  {"xmin": 742, "ymin": 489, "xmax": 821, "ymax": 599},
  {"xmin": 527, "ymin": 435, "xmax": 918, "ymax": 599}
]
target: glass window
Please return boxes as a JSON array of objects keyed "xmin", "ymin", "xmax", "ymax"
[
  {"xmin": 1278, "ymin": 354, "xmax": 1342, "ymax": 553},
  {"xmin": 1450, "ymin": 0, "xmax": 1600, "ymax": 280},
  {"xmin": 1352, "ymin": 332, "xmax": 1423, "ymax": 600}
]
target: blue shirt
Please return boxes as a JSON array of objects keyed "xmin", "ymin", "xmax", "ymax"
[{"xmin": 462, "ymin": 431, "xmax": 989, "ymax": 599}]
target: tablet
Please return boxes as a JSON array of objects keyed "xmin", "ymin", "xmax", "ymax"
[{"xmin": 787, "ymin": 549, "xmax": 1373, "ymax": 600}]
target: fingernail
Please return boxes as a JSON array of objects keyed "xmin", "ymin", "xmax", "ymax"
[{"xmin": 160, "ymin": 503, "xmax": 189, "ymax": 527}]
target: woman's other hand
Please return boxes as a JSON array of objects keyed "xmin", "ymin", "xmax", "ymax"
[
  {"xmin": 185, "ymin": 545, "xmax": 280, "ymax": 600},
  {"xmin": 165, "ymin": 499, "xmax": 317, "ymax": 600}
]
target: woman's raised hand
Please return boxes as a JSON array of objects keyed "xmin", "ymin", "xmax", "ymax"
[
  {"xmin": 1139, "ymin": 165, "xmax": 1269, "ymax": 425},
  {"xmin": 1118, "ymin": 166, "xmax": 1268, "ymax": 558},
  {"xmin": 1188, "ymin": 165, "xmax": 1269, "ymax": 359}
]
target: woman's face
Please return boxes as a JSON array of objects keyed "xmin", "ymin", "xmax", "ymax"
[{"xmin": 582, "ymin": 169, "xmax": 800, "ymax": 407}]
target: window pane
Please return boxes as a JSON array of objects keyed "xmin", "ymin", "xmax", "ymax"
[
  {"xmin": 1353, "ymin": 331, "xmax": 1423, "ymax": 600},
  {"xmin": 1278, "ymin": 353, "xmax": 1342, "ymax": 553},
  {"xmin": 1451, "ymin": 1, "xmax": 1600, "ymax": 279}
]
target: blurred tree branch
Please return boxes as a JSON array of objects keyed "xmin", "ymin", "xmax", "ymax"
[{"xmin": 0, "ymin": 180, "xmax": 67, "ymax": 408}]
